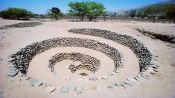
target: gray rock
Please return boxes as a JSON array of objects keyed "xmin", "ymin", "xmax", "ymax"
[
  {"xmin": 60, "ymin": 86, "xmax": 69, "ymax": 93},
  {"xmin": 89, "ymin": 76, "xmax": 98, "ymax": 81},
  {"xmin": 75, "ymin": 86, "xmax": 84, "ymax": 94},
  {"xmin": 127, "ymin": 77, "xmax": 138, "ymax": 84},
  {"xmin": 31, "ymin": 80, "xmax": 42, "ymax": 86},
  {"xmin": 23, "ymin": 76, "xmax": 30, "ymax": 80},
  {"xmin": 7, "ymin": 68, "xmax": 18, "ymax": 77},
  {"xmin": 107, "ymin": 85, "xmax": 114, "ymax": 90},
  {"xmin": 102, "ymin": 75, "xmax": 108, "ymax": 79},
  {"xmin": 123, "ymin": 80, "xmax": 134, "ymax": 86},
  {"xmin": 46, "ymin": 86, "xmax": 56, "ymax": 93}
]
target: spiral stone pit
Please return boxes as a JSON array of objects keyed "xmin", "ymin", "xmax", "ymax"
[{"xmin": 7, "ymin": 28, "xmax": 158, "ymax": 94}]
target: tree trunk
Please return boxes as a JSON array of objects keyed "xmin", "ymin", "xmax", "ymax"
[
  {"xmin": 103, "ymin": 15, "xmax": 106, "ymax": 21},
  {"xmin": 80, "ymin": 15, "xmax": 84, "ymax": 21}
]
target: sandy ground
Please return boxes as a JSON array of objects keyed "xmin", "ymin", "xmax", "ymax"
[{"xmin": 0, "ymin": 18, "xmax": 175, "ymax": 98}]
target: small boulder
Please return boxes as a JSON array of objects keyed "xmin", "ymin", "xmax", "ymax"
[
  {"xmin": 102, "ymin": 75, "xmax": 108, "ymax": 79},
  {"xmin": 75, "ymin": 86, "xmax": 84, "ymax": 94},
  {"xmin": 60, "ymin": 86, "xmax": 69, "ymax": 93},
  {"xmin": 46, "ymin": 86, "xmax": 56, "ymax": 93},
  {"xmin": 31, "ymin": 80, "xmax": 42, "ymax": 87},
  {"xmin": 7, "ymin": 68, "xmax": 18, "ymax": 77}
]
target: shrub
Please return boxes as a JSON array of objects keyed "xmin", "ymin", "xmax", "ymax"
[{"xmin": 0, "ymin": 8, "xmax": 34, "ymax": 20}]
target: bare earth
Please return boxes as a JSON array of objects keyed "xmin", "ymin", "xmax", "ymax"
[{"xmin": 0, "ymin": 18, "xmax": 175, "ymax": 98}]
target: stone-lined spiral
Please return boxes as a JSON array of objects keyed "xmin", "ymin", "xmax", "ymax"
[
  {"xmin": 7, "ymin": 28, "xmax": 159, "ymax": 93},
  {"xmin": 9, "ymin": 37, "xmax": 123, "ymax": 74},
  {"xmin": 48, "ymin": 52, "xmax": 100, "ymax": 73},
  {"xmin": 68, "ymin": 28, "xmax": 158, "ymax": 72}
]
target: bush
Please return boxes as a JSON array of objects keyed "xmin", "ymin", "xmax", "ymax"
[{"xmin": 0, "ymin": 8, "xmax": 34, "ymax": 20}]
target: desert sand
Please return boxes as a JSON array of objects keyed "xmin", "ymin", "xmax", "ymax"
[{"xmin": 0, "ymin": 18, "xmax": 175, "ymax": 98}]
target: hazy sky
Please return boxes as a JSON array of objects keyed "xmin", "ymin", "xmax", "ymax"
[{"xmin": 0, "ymin": 0, "xmax": 169, "ymax": 14}]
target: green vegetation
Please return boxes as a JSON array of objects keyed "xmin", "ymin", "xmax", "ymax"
[
  {"xmin": 47, "ymin": 7, "xmax": 62, "ymax": 20},
  {"xmin": 0, "ymin": 8, "xmax": 34, "ymax": 20},
  {"xmin": 127, "ymin": 2, "xmax": 175, "ymax": 22},
  {"xmin": 68, "ymin": 1, "xmax": 105, "ymax": 21}
]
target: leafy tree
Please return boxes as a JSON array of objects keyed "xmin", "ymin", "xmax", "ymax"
[
  {"xmin": 68, "ymin": 1, "xmax": 105, "ymax": 21},
  {"xmin": 86, "ymin": 2, "xmax": 105, "ymax": 21},
  {"xmin": 162, "ymin": 4, "xmax": 175, "ymax": 22},
  {"xmin": 0, "ymin": 8, "xmax": 34, "ymax": 20},
  {"xmin": 68, "ymin": 2, "xmax": 88, "ymax": 21},
  {"xmin": 144, "ymin": 3, "xmax": 175, "ymax": 22},
  {"xmin": 144, "ymin": 6, "xmax": 161, "ymax": 22},
  {"xmin": 48, "ymin": 7, "xmax": 61, "ymax": 20},
  {"xmin": 129, "ymin": 9, "xmax": 136, "ymax": 18}
]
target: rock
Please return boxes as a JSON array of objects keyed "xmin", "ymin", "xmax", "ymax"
[
  {"xmin": 8, "ymin": 64, "xmax": 15, "ymax": 67},
  {"xmin": 46, "ymin": 86, "xmax": 56, "ymax": 93},
  {"xmin": 31, "ymin": 80, "xmax": 43, "ymax": 87},
  {"xmin": 107, "ymin": 85, "xmax": 114, "ymax": 90},
  {"xmin": 111, "ymin": 72, "xmax": 116, "ymax": 75},
  {"xmin": 60, "ymin": 86, "xmax": 69, "ymax": 93},
  {"xmin": 147, "ymin": 67, "xmax": 156, "ymax": 74},
  {"xmin": 140, "ymin": 72, "xmax": 150, "ymax": 79},
  {"xmin": 7, "ymin": 68, "xmax": 18, "ymax": 77},
  {"xmin": 89, "ymin": 76, "xmax": 98, "ymax": 81},
  {"xmin": 69, "ymin": 86, "xmax": 75, "ymax": 92},
  {"xmin": 120, "ymin": 82, "xmax": 127, "ymax": 89},
  {"xmin": 123, "ymin": 80, "xmax": 134, "ymax": 86},
  {"xmin": 75, "ymin": 86, "xmax": 84, "ymax": 94},
  {"xmin": 23, "ymin": 76, "xmax": 30, "ymax": 80},
  {"xmin": 127, "ymin": 77, "xmax": 138, "ymax": 84},
  {"xmin": 102, "ymin": 75, "xmax": 108, "ymax": 79}
]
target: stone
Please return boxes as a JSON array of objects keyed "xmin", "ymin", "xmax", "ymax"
[
  {"xmin": 75, "ymin": 86, "xmax": 84, "ymax": 94},
  {"xmin": 8, "ymin": 64, "xmax": 15, "ymax": 67},
  {"xmin": 7, "ymin": 68, "xmax": 18, "ymax": 77},
  {"xmin": 123, "ymin": 80, "xmax": 134, "ymax": 86},
  {"xmin": 127, "ymin": 77, "xmax": 138, "ymax": 84},
  {"xmin": 23, "ymin": 76, "xmax": 30, "ymax": 80},
  {"xmin": 107, "ymin": 85, "xmax": 114, "ymax": 90},
  {"xmin": 60, "ymin": 86, "xmax": 69, "ymax": 93},
  {"xmin": 68, "ymin": 86, "xmax": 75, "ymax": 92},
  {"xmin": 89, "ymin": 76, "xmax": 98, "ymax": 81},
  {"xmin": 46, "ymin": 86, "xmax": 56, "ymax": 93},
  {"xmin": 102, "ymin": 75, "xmax": 108, "ymax": 79},
  {"xmin": 120, "ymin": 82, "xmax": 127, "ymax": 89},
  {"xmin": 31, "ymin": 80, "xmax": 43, "ymax": 87}
]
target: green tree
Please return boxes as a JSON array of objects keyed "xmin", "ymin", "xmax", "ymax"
[
  {"xmin": 86, "ymin": 2, "xmax": 105, "ymax": 21},
  {"xmin": 68, "ymin": 2, "xmax": 88, "ymax": 21},
  {"xmin": 48, "ymin": 7, "xmax": 61, "ymax": 20},
  {"xmin": 68, "ymin": 1, "xmax": 105, "ymax": 21},
  {"xmin": 144, "ymin": 6, "xmax": 160, "ymax": 22},
  {"xmin": 129, "ymin": 9, "xmax": 136, "ymax": 18},
  {"xmin": 162, "ymin": 4, "xmax": 175, "ymax": 22},
  {"xmin": 0, "ymin": 8, "xmax": 34, "ymax": 20}
]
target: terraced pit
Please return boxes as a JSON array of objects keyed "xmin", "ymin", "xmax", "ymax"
[{"xmin": 7, "ymin": 28, "xmax": 159, "ymax": 94}]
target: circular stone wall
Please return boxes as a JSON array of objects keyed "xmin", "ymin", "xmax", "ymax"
[{"xmin": 8, "ymin": 28, "xmax": 159, "ymax": 94}]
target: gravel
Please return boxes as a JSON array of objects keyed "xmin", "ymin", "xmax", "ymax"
[{"xmin": 0, "ymin": 22, "xmax": 42, "ymax": 29}]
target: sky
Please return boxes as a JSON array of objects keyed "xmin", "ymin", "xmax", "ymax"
[{"xmin": 0, "ymin": 0, "xmax": 170, "ymax": 14}]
